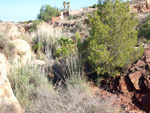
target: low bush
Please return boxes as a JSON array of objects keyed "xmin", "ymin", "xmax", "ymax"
[{"xmin": 55, "ymin": 38, "xmax": 76, "ymax": 57}]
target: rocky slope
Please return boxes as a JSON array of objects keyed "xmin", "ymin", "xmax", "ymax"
[{"xmin": 100, "ymin": 48, "xmax": 150, "ymax": 112}]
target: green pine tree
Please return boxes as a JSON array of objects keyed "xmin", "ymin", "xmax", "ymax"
[
  {"xmin": 37, "ymin": 5, "xmax": 59, "ymax": 21},
  {"xmin": 87, "ymin": 0, "xmax": 144, "ymax": 77}
]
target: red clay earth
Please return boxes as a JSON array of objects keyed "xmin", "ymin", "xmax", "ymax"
[{"xmin": 90, "ymin": 48, "xmax": 150, "ymax": 113}]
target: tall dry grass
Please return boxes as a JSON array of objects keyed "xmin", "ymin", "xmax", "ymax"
[
  {"xmin": 30, "ymin": 53, "xmax": 121, "ymax": 113},
  {"xmin": 7, "ymin": 60, "xmax": 50, "ymax": 112},
  {"xmin": 6, "ymin": 22, "xmax": 122, "ymax": 113}
]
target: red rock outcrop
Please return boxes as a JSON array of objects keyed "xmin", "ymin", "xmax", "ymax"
[{"xmin": 109, "ymin": 48, "xmax": 150, "ymax": 112}]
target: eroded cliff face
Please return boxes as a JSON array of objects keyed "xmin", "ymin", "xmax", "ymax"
[{"xmin": 0, "ymin": 53, "xmax": 24, "ymax": 113}]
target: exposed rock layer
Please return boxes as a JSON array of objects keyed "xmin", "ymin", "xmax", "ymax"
[{"xmin": 110, "ymin": 48, "xmax": 150, "ymax": 112}]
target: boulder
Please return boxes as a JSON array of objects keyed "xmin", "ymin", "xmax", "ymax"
[
  {"xmin": 134, "ymin": 60, "xmax": 145, "ymax": 68},
  {"xmin": 119, "ymin": 76, "xmax": 129, "ymax": 93},
  {"xmin": 12, "ymin": 39, "xmax": 31, "ymax": 64},
  {"xmin": 0, "ymin": 53, "xmax": 24, "ymax": 113},
  {"xmin": 144, "ymin": 75, "xmax": 150, "ymax": 89},
  {"xmin": 144, "ymin": 49, "xmax": 150, "ymax": 63},
  {"xmin": 129, "ymin": 71, "xmax": 142, "ymax": 90}
]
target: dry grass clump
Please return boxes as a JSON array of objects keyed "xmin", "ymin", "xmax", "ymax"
[
  {"xmin": 30, "ymin": 22, "xmax": 65, "ymax": 60},
  {"xmin": 7, "ymin": 61, "xmax": 50, "ymax": 112},
  {"xmin": 8, "ymin": 52, "xmax": 121, "ymax": 113},
  {"xmin": 31, "ymin": 75, "xmax": 121, "ymax": 113},
  {"xmin": 30, "ymin": 54, "xmax": 121, "ymax": 113},
  {"xmin": 0, "ymin": 31, "xmax": 15, "ymax": 61}
]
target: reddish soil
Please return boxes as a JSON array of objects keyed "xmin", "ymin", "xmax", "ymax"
[{"xmin": 90, "ymin": 48, "xmax": 150, "ymax": 113}]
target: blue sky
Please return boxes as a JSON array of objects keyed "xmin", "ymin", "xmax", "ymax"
[{"xmin": 0, "ymin": 0, "xmax": 98, "ymax": 22}]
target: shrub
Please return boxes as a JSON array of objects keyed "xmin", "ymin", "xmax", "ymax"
[
  {"xmin": 0, "ymin": 20, "xmax": 2, "ymax": 22},
  {"xmin": 37, "ymin": 5, "xmax": 59, "ymax": 21},
  {"xmin": 8, "ymin": 61, "xmax": 50, "ymax": 112},
  {"xmin": 55, "ymin": 38, "xmax": 76, "ymax": 57},
  {"xmin": 86, "ymin": 0, "xmax": 144, "ymax": 77},
  {"xmin": 138, "ymin": 16, "xmax": 150, "ymax": 40}
]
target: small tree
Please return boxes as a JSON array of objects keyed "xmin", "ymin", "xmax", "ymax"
[
  {"xmin": 138, "ymin": 16, "xmax": 150, "ymax": 40},
  {"xmin": 87, "ymin": 0, "xmax": 144, "ymax": 77},
  {"xmin": 63, "ymin": 1, "xmax": 66, "ymax": 9},
  {"xmin": 67, "ymin": 2, "xmax": 70, "ymax": 10},
  {"xmin": 37, "ymin": 5, "xmax": 59, "ymax": 21}
]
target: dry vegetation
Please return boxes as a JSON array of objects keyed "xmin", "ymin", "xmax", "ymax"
[
  {"xmin": 2, "ymin": 22, "xmax": 122, "ymax": 112},
  {"xmin": 8, "ymin": 55, "xmax": 121, "ymax": 113}
]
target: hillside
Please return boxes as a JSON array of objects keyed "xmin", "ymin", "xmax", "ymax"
[{"xmin": 1, "ymin": 1, "xmax": 150, "ymax": 113}]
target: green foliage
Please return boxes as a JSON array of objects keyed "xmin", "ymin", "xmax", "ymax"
[
  {"xmin": 29, "ymin": 20, "xmax": 43, "ymax": 32},
  {"xmin": 75, "ymin": 32, "xmax": 83, "ymax": 52},
  {"xmin": 75, "ymin": 32, "xmax": 81, "ymax": 43},
  {"xmin": 63, "ymin": 1, "xmax": 67, "ymax": 9},
  {"xmin": 67, "ymin": 2, "xmax": 70, "ymax": 9},
  {"xmin": 56, "ymin": 38, "xmax": 75, "ymax": 57},
  {"xmin": 138, "ymin": 16, "xmax": 150, "ymax": 40},
  {"xmin": 33, "ymin": 43, "xmax": 43, "ymax": 52},
  {"xmin": 0, "ymin": 20, "xmax": 2, "ymax": 22},
  {"xmin": 32, "ymin": 32, "xmax": 50, "ymax": 53},
  {"xmin": 67, "ymin": 15, "xmax": 78, "ymax": 20},
  {"xmin": 37, "ymin": 5, "xmax": 59, "ymax": 21},
  {"xmin": 87, "ymin": 0, "xmax": 143, "ymax": 77},
  {"xmin": 89, "ymin": 4, "xmax": 98, "ymax": 8}
]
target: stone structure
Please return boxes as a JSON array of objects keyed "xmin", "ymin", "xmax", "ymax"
[
  {"xmin": 51, "ymin": 10, "xmax": 70, "ymax": 22},
  {"xmin": 130, "ymin": 0, "xmax": 150, "ymax": 13}
]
